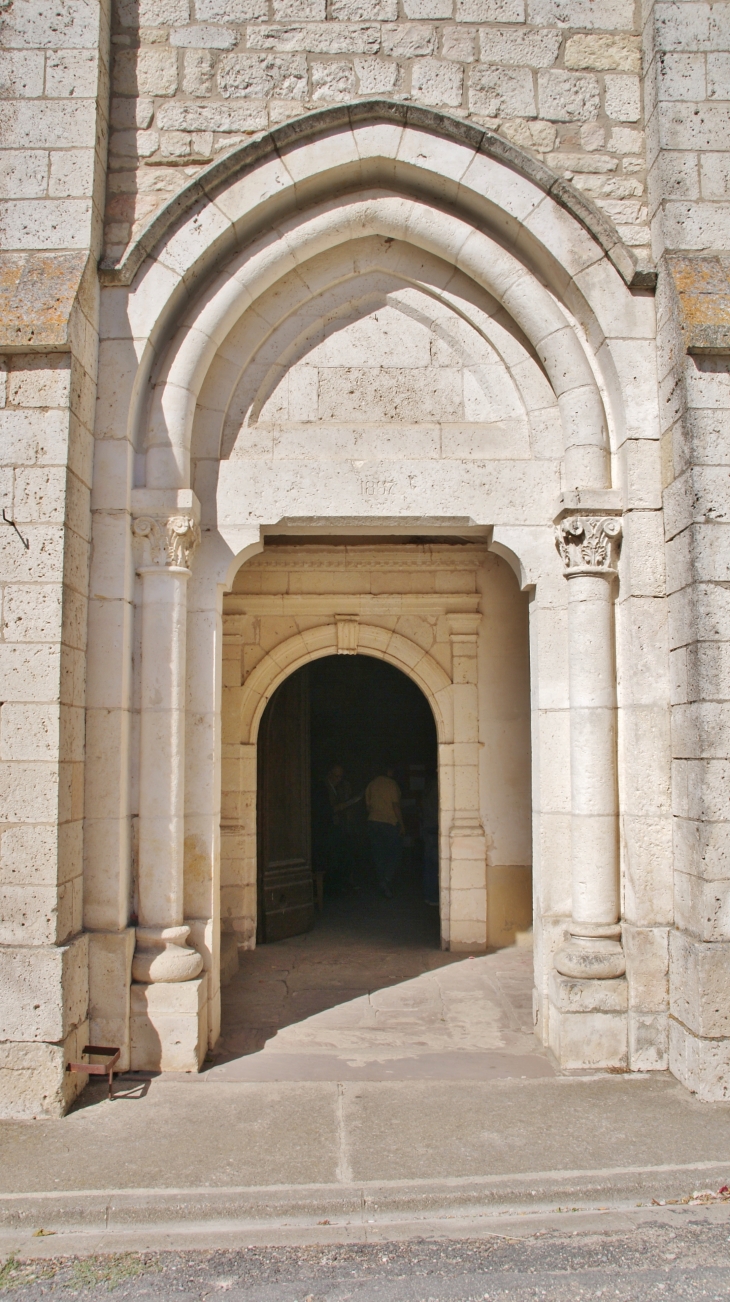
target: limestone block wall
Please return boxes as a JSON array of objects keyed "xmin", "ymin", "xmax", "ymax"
[
  {"xmin": 0, "ymin": 0, "xmax": 111, "ymax": 1118},
  {"xmin": 220, "ymin": 543, "xmax": 532, "ymax": 952},
  {"xmin": 104, "ymin": 0, "xmax": 650, "ymax": 266},
  {"xmin": 0, "ymin": 355, "xmax": 94, "ymax": 1118},
  {"xmin": 643, "ymin": 0, "xmax": 730, "ymax": 1099}
]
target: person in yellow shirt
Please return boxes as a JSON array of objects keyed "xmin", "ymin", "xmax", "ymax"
[{"xmin": 365, "ymin": 765, "xmax": 404, "ymax": 899}]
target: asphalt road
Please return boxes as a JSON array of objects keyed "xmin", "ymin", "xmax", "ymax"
[{"xmin": 3, "ymin": 1213, "xmax": 730, "ymax": 1301}]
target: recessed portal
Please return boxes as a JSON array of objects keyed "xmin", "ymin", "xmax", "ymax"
[{"xmin": 256, "ymin": 654, "xmax": 439, "ymax": 946}]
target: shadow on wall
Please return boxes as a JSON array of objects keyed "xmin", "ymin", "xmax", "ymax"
[{"xmin": 106, "ymin": 0, "xmax": 191, "ymax": 266}]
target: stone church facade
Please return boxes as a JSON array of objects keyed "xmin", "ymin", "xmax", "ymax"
[{"xmin": 1, "ymin": 0, "xmax": 729, "ymax": 1117}]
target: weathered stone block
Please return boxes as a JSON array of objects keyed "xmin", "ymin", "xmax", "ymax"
[
  {"xmin": 355, "ymin": 58, "xmax": 399, "ymax": 93},
  {"xmin": 331, "ymin": 0, "xmax": 397, "ymax": 16},
  {"xmin": 0, "ymin": 50, "xmax": 45, "ymax": 98},
  {"xmin": 623, "ymin": 924, "xmax": 669, "ymax": 1011},
  {"xmin": 670, "ymin": 1017, "xmax": 730, "ymax": 1102},
  {"xmin": 549, "ymin": 971, "xmax": 628, "ymax": 1014},
  {"xmin": 1, "ymin": 0, "xmax": 100, "ymax": 47},
  {"xmin": 88, "ymin": 928, "xmax": 136, "ymax": 1072},
  {"xmin": 0, "ymin": 1024, "xmax": 88, "ymax": 1120},
  {"xmin": 217, "ymin": 52, "xmax": 307, "ymax": 99},
  {"xmin": 45, "ymin": 49, "xmax": 99, "ymax": 99},
  {"xmin": 564, "ymin": 34, "xmax": 641, "ymax": 72},
  {"xmin": 670, "ymin": 931, "xmax": 730, "ymax": 1038},
  {"xmin": 311, "ymin": 61, "xmax": 357, "ymax": 101},
  {"xmin": 249, "ymin": 22, "xmax": 379, "ymax": 53},
  {"xmin": 675, "ymin": 871, "xmax": 730, "ymax": 943},
  {"xmin": 113, "ymin": 48, "xmax": 179, "ymax": 97},
  {"xmin": 0, "ymin": 934, "xmax": 88, "ymax": 1043},
  {"xmin": 528, "ymin": 0, "xmax": 633, "ymax": 27},
  {"xmin": 441, "ymin": 26, "xmax": 475, "ymax": 61},
  {"xmin": 469, "ymin": 64, "xmax": 535, "ymax": 118},
  {"xmin": 455, "ymin": 0, "xmax": 524, "ymax": 18},
  {"xmin": 629, "ymin": 1011, "xmax": 669, "ymax": 1072},
  {"xmin": 479, "ymin": 27, "xmax": 561, "ymax": 67},
  {"xmin": 538, "ymin": 70, "xmax": 600, "ymax": 122},
  {"xmin": 130, "ymin": 975, "xmax": 208, "ymax": 1071},
  {"xmin": 170, "ymin": 25, "xmax": 238, "ymax": 48},
  {"xmin": 548, "ymin": 984, "xmax": 628, "ymax": 1070},
  {"xmin": 411, "ymin": 58, "xmax": 463, "ymax": 109},
  {"xmin": 381, "ymin": 24, "xmax": 435, "ymax": 57}
]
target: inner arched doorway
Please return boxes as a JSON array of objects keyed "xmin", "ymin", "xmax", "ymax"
[{"xmin": 257, "ymin": 655, "xmax": 439, "ymax": 945}]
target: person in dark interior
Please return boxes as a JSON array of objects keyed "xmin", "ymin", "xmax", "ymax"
[
  {"xmin": 365, "ymin": 765, "xmax": 405, "ymax": 898},
  {"xmin": 312, "ymin": 763, "xmax": 361, "ymax": 892},
  {"xmin": 421, "ymin": 771, "xmax": 439, "ymax": 906}
]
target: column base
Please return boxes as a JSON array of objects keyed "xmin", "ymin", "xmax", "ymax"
[
  {"xmin": 554, "ymin": 925, "xmax": 626, "ymax": 979},
  {"xmin": 130, "ymin": 975, "xmax": 208, "ymax": 1072},
  {"xmin": 132, "ymin": 925, "xmax": 203, "ymax": 983},
  {"xmin": 548, "ymin": 972, "xmax": 628, "ymax": 1070}
]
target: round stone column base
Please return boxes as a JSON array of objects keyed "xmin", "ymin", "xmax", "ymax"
[
  {"xmin": 555, "ymin": 926, "xmax": 626, "ymax": 980},
  {"xmin": 132, "ymin": 925, "xmax": 204, "ymax": 983}
]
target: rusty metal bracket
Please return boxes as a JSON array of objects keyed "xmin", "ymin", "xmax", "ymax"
[
  {"xmin": 67, "ymin": 1045, "xmax": 121, "ymax": 1099},
  {"xmin": 2, "ymin": 509, "xmax": 29, "ymax": 549}
]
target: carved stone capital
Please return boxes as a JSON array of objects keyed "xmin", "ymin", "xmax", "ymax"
[
  {"xmin": 133, "ymin": 514, "xmax": 201, "ymax": 570},
  {"xmin": 555, "ymin": 514, "xmax": 622, "ymax": 576}
]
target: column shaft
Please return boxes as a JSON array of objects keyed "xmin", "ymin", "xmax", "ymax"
[
  {"xmin": 138, "ymin": 565, "xmax": 189, "ymax": 927},
  {"xmin": 568, "ymin": 574, "xmax": 619, "ymax": 928}
]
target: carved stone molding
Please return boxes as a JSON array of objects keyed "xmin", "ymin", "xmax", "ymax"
[
  {"xmin": 335, "ymin": 615, "xmax": 359, "ymax": 654},
  {"xmin": 445, "ymin": 612, "xmax": 482, "ymax": 643},
  {"xmin": 133, "ymin": 514, "xmax": 201, "ymax": 570},
  {"xmin": 555, "ymin": 515, "xmax": 622, "ymax": 576}
]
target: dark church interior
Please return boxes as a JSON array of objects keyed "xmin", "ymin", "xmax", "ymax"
[{"xmin": 256, "ymin": 654, "xmax": 440, "ymax": 947}]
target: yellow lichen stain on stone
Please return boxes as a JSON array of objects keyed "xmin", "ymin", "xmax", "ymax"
[
  {"xmin": 0, "ymin": 252, "xmax": 89, "ymax": 351},
  {"xmin": 668, "ymin": 254, "xmax": 730, "ymax": 354}
]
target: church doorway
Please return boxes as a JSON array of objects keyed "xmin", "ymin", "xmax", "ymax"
[
  {"xmin": 256, "ymin": 654, "xmax": 439, "ymax": 947},
  {"xmin": 212, "ymin": 653, "xmax": 446, "ymax": 1067}
]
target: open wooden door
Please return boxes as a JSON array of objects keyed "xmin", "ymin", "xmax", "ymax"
[{"xmin": 257, "ymin": 667, "xmax": 314, "ymax": 942}]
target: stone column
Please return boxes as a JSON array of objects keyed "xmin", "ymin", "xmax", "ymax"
[
  {"xmin": 550, "ymin": 509, "xmax": 627, "ymax": 1068},
  {"xmin": 129, "ymin": 509, "xmax": 206, "ymax": 1071},
  {"xmin": 446, "ymin": 613, "xmax": 488, "ymax": 952}
]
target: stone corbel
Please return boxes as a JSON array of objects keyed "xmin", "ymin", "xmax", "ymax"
[{"xmin": 336, "ymin": 615, "xmax": 359, "ymax": 655}]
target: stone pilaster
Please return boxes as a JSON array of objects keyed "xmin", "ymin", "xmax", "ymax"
[{"xmin": 446, "ymin": 613, "xmax": 488, "ymax": 952}]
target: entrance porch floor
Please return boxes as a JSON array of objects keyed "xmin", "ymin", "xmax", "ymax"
[
  {"xmin": 208, "ymin": 882, "xmax": 550, "ymax": 1082},
  {"xmin": 3, "ymin": 890, "xmax": 730, "ymax": 1252}
]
